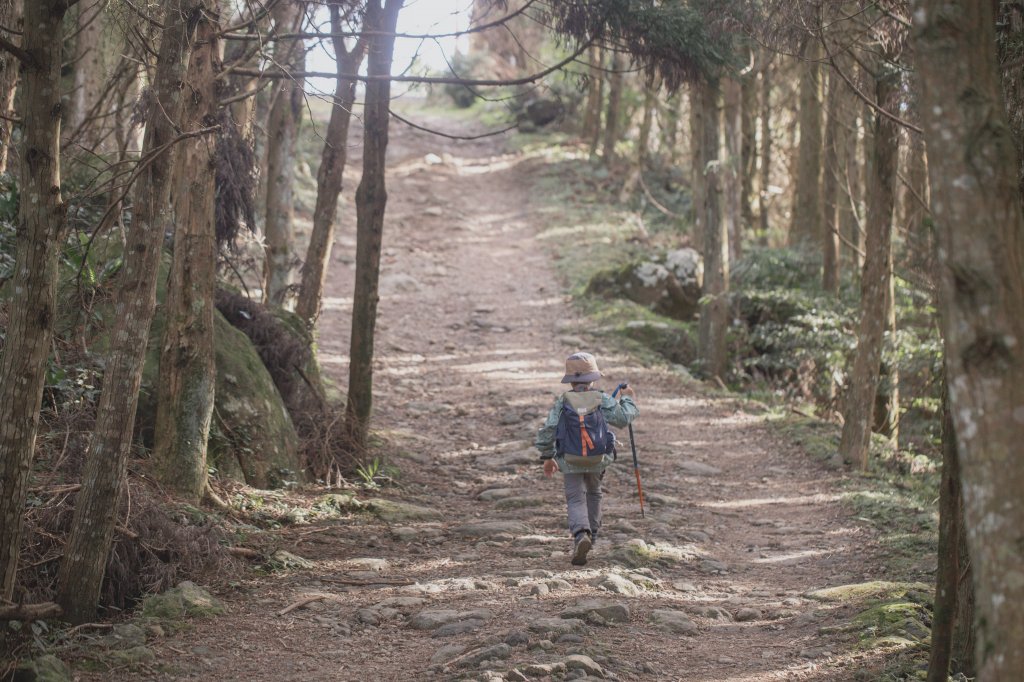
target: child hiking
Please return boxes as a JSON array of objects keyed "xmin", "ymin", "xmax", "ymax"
[{"xmin": 535, "ymin": 352, "xmax": 639, "ymax": 566}]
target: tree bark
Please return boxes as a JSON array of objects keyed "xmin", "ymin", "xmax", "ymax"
[
  {"xmin": 838, "ymin": 61, "xmax": 899, "ymax": 469},
  {"xmin": 152, "ymin": 4, "xmax": 221, "ymax": 500},
  {"xmin": 689, "ymin": 85, "xmax": 705, "ymax": 251},
  {"xmin": 69, "ymin": 0, "xmax": 107, "ymax": 149},
  {"xmin": 822, "ymin": 71, "xmax": 841, "ymax": 294},
  {"xmin": 587, "ymin": 48, "xmax": 605, "ymax": 160},
  {"xmin": 0, "ymin": 0, "xmax": 21, "ymax": 174},
  {"xmin": 636, "ymin": 80, "xmax": 656, "ymax": 168},
  {"xmin": 601, "ymin": 52, "xmax": 624, "ymax": 166},
  {"xmin": 344, "ymin": 0, "xmax": 404, "ymax": 450},
  {"xmin": 55, "ymin": 0, "xmax": 196, "ymax": 624},
  {"xmin": 740, "ymin": 67, "xmax": 756, "ymax": 235},
  {"xmin": 912, "ymin": 1, "xmax": 1024, "ymax": 675},
  {"xmin": 582, "ymin": 46, "xmax": 603, "ymax": 143},
  {"xmin": 758, "ymin": 60, "xmax": 772, "ymax": 238},
  {"xmin": 0, "ymin": 0, "xmax": 72, "ymax": 602},
  {"xmin": 790, "ymin": 41, "xmax": 823, "ymax": 248},
  {"xmin": 262, "ymin": 0, "xmax": 306, "ymax": 306},
  {"xmin": 723, "ymin": 77, "xmax": 742, "ymax": 265},
  {"xmin": 928, "ymin": 382, "xmax": 971, "ymax": 681},
  {"xmin": 697, "ymin": 78, "xmax": 728, "ymax": 380},
  {"xmin": 295, "ymin": 17, "xmax": 368, "ymax": 325}
]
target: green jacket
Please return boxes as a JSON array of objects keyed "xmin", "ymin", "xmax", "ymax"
[{"xmin": 534, "ymin": 389, "xmax": 639, "ymax": 473}]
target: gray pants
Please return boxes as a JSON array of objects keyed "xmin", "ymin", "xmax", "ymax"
[{"xmin": 564, "ymin": 471, "xmax": 604, "ymax": 540}]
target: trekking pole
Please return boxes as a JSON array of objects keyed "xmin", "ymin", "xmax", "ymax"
[{"xmin": 612, "ymin": 383, "xmax": 646, "ymax": 518}]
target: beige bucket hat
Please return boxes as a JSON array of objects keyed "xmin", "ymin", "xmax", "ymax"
[{"xmin": 561, "ymin": 352, "xmax": 602, "ymax": 384}]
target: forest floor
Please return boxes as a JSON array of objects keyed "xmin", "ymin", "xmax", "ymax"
[{"xmin": 86, "ymin": 106, "xmax": 931, "ymax": 681}]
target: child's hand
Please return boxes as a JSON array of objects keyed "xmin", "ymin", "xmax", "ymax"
[
  {"xmin": 543, "ymin": 459, "xmax": 558, "ymax": 477},
  {"xmin": 620, "ymin": 386, "xmax": 636, "ymax": 399}
]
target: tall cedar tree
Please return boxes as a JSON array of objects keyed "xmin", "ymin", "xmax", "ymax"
[
  {"xmin": 0, "ymin": 0, "xmax": 77, "ymax": 601},
  {"xmin": 263, "ymin": 0, "xmax": 306, "ymax": 305},
  {"xmin": 296, "ymin": 5, "xmax": 369, "ymax": 324},
  {"xmin": 56, "ymin": 0, "xmax": 197, "ymax": 623},
  {"xmin": 344, "ymin": 0, "xmax": 405, "ymax": 449},
  {"xmin": 913, "ymin": 0, "xmax": 1024, "ymax": 674},
  {"xmin": 152, "ymin": 3, "xmax": 221, "ymax": 500}
]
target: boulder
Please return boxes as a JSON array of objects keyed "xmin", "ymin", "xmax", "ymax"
[
  {"xmin": 649, "ymin": 609, "xmax": 698, "ymax": 635},
  {"xmin": 561, "ymin": 599, "xmax": 631, "ymax": 623},
  {"xmin": 523, "ymin": 98, "xmax": 563, "ymax": 127},
  {"xmin": 136, "ymin": 307, "xmax": 302, "ymax": 489},
  {"xmin": 586, "ymin": 248, "xmax": 703, "ymax": 321}
]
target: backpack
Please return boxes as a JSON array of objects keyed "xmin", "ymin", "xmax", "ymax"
[{"xmin": 555, "ymin": 390, "xmax": 616, "ymax": 463}]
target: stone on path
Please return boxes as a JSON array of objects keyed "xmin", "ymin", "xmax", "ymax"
[
  {"xmin": 454, "ymin": 520, "xmax": 531, "ymax": 537},
  {"xmin": 430, "ymin": 644, "xmax": 466, "ymax": 667},
  {"xmin": 564, "ymin": 654, "xmax": 605, "ymax": 678},
  {"xmin": 595, "ymin": 572, "xmax": 644, "ymax": 597},
  {"xmin": 477, "ymin": 487, "xmax": 516, "ymax": 501},
  {"xmin": 409, "ymin": 608, "xmax": 493, "ymax": 631},
  {"xmin": 734, "ymin": 607, "xmax": 762, "ymax": 622},
  {"xmin": 561, "ymin": 599, "xmax": 630, "ymax": 624},
  {"xmin": 341, "ymin": 557, "xmax": 389, "ymax": 572},
  {"xmin": 529, "ymin": 617, "xmax": 586, "ymax": 637},
  {"xmin": 454, "ymin": 643, "xmax": 512, "ymax": 669},
  {"xmin": 366, "ymin": 498, "xmax": 443, "ymax": 522},
  {"xmin": 649, "ymin": 610, "xmax": 698, "ymax": 635}
]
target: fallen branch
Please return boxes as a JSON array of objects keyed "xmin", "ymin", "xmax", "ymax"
[
  {"xmin": 227, "ymin": 546, "xmax": 261, "ymax": 559},
  {"xmin": 277, "ymin": 595, "xmax": 326, "ymax": 616},
  {"xmin": 0, "ymin": 602, "xmax": 62, "ymax": 621}
]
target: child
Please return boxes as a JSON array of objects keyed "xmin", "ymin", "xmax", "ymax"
[{"xmin": 535, "ymin": 352, "xmax": 638, "ymax": 566}]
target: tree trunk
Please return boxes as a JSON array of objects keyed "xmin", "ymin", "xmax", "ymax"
[
  {"xmin": 740, "ymin": 67, "xmax": 756, "ymax": 235},
  {"xmin": 874, "ymin": 257, "xmax": 900, "ymax": 441},
  {"xmin": 601, "ymin": 52, "xmax": 624, "ymax": 166},
  {"xmin": 152, "ymin": 4, "xmax": 221, "ymax": 500},
  {"xmin": 0, "ymin": 0, "xmax": 72, "ymax": 602},
  {"xmin": 689, "ymin": 85, "xmax": 705, "ymax": 251},
  {"xmin": 928, "ymin": 382, "xmax": 972, "ymax": 681},
  {"xmin": 69, "ymin": 0, "xmax": 107, "ymax": 148},
  {"xmin": 790, "ymin": 42, "xmax": 823, "ymax": 248},
  {"xmin": 663, "ymin": 92, "xmax": 681, "ymax": 168},
  {"xmin": 723, "ymin": 77, "xmax": 742, "ymax": 265},
  {"xmin": 295, "ymin": 21, "xmax": 368, "ymax": 325},
  {"xmin": 697, "ymin": 78, "xmax": 728, "ymax": 380},
  {"xmin": 0, "ymin": 0, "xmax": 21, "ymax": 174},
  {"xmin": 344, "ymin": 0, "xmax": 404, "ymax": 450},
  {"xmin": 55, "ymin": 0, "xmax": 196, "ymax": 624},
  {"xmin": 262, "ymin": 0, "xmax": 305, "ymax": 306},
  {"xmin": 582, "ymin": 46, "xmax": 603, "ymax": 142},
  {"xmin": 758, "ymin": 60, "xmax": 772, "ymax": 238},
  {"xmin": 839, "ymin": 108, "xmax": 861, "ymax": 271},
  {"xmin": 636, "ymin": 81, "xmax": 656, "ymax": 168},
  {"xmin": 837, "ymin": 61, "xmax": 899, "ymax": 469},
  {"xmin": 587, "ymin": 48, "xmax": 605, "ymax": 160},
  {"xmin": 822, "ymin": 71, "xmax": 841, "ymax": 294},
  {"xmin": 912, "ymin": 1, "xmax": 1024, "ymax": 675},
  {"xmin": 952, "ymin": 501, "xmax": 976, "ymax": 677}
]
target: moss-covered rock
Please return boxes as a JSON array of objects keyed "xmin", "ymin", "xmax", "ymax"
[
  {"xmin": 854, "ymin": 601, "xmax": 931, "ymax": 649},
  {"xmin": 586, "ymin": 248, "xmax": 703, "ymax": 322},
  {"xmin": 140, "ymin": 581, "xmax": 224, "ymax": 625},
  {"xmin": 805, "ymin": 581, "xmax": 931, "ymax": 604},
  {"xmin": 135, "ymin": 305, "xmax": 302, "ymax": 489},
  {"xmin": 12, "ymin": 655, "xmax": 70, "ymax": 682}
]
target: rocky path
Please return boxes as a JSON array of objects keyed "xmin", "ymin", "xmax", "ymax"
[{"xmin": 109, "ymin": 115, "xmax": 890, "ymax": 681}]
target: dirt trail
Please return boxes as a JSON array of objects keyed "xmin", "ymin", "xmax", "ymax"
[{"xmin": 113, "ymin": 115, "xmax": 891, "ymax": 681}]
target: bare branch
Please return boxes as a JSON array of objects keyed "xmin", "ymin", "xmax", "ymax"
[
  {"xmin": 389, "ymin": 108, "xmax": 518, "ymax": 140},
  {"xmin": 231, "ymin": 36, "xmax": 595, "ymax": 86}
]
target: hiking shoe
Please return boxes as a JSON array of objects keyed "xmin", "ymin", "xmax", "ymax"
[{"xmin": 571, "ymin": 532, "xmax": 592, "ymax": 566}]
